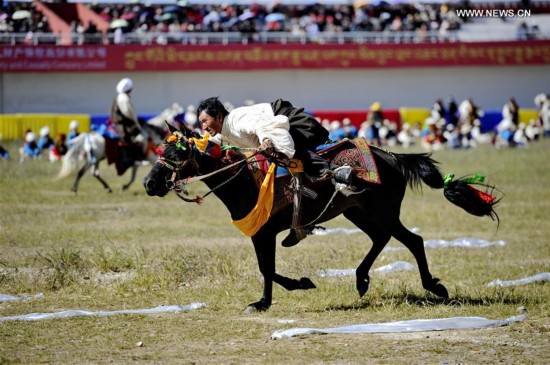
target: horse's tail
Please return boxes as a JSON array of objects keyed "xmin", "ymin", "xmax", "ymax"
[
  {"xmin": 56, "ymin": 133, "xmax": 87, "ymax": 180},
  {"xmin": 393, "ymin": 152, "xmax": 444, "ymax": 190},
  {"xmin": 394, "ymin": 152, "xmax": 500, "ymax": 222}
]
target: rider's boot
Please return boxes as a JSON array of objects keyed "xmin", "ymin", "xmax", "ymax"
[{"xmin": 282, "ymin": 172, "xmax": 307, "ymax": 248}]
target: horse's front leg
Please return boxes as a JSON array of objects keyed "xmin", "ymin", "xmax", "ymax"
[{"xmin": 247, "ymin": 232, "xmax": 277, "ymax": 313}]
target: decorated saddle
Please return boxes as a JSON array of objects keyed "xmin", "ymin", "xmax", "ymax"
[{"xmin": 244, "ymin": 138, "xmax": 381, "ymax": 214}]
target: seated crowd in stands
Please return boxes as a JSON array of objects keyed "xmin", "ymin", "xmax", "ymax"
[{"xmin": 1, "ymin": 1, "xmax": 466, "ymax": 43}]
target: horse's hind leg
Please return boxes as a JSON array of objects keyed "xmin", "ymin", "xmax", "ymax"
[
  {"xmin": 390, "ymin": 221, "xmax": 449, "ymax": 298},
  {"xmin": 121, "ymin": 164, "xmax": 138, "ymax": 192},
  {"xmin": 72, "ymin": 162, "xmax": 91, "ymax": 194},
  {"xmin": 91, "ymin": 163, "xmax": 112, "ymax": 193},
  {"xmin": 274, "ymin": 273, "xmax": 316, "ymax": 291},
  {"xmin": 344, "ymin": 208, "xmax": 391, "ymax": 298}
]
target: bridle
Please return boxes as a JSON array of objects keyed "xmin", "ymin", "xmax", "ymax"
[{"xmin": 155, "ymin": 143, "xmax": 258, "ymax": 204}]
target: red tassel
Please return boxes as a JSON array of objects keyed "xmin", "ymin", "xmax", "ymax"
[{"xmin": 468, "ymin": 186, "xmax": 496, "ymax": 204}]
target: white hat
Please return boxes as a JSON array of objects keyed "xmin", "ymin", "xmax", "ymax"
[
  {"xmin": 40, "ymin": 126, "xmax": 50, "ymax": 137},
  {"xmin": 184, "ymin": 112, "xmax": 197, "ymax": 125},
  {"xmin": 26, "ymin": 131, "xmax": 36, "ymax": 143},
  {"xmin": 116, "ymin": 78, "xmax": 133, "ymax": 93},
  {"xmin": 69, "ymin": 120, "xmax": 79, "ymax": 130},
  {"xmin": 329, "ymin": 120, "xmax": 341, "ymax": 130}
]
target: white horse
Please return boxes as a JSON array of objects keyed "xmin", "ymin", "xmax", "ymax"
[{"xmin": 57, "ymin": 103, "xmax": 183, "ymax": 194}]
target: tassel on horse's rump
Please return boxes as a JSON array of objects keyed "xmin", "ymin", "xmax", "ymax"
[
  {"xmin": 442, "ymin": 173, "xmax": 500, "ymax": 222},
  {"xmin": 392, "ymin": 152, "xmax": 500, "ymax": 223}
]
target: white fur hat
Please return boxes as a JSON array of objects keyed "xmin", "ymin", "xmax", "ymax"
[
  {"xmin": 25, "ymin": 131, "xmax": 36, "ymax": 143},
  {"xmin": 116, "ymin": 78, "xmax": 133, "ymax": 93},
  {"xmin": 329, "ymin": 120, "xmax": 341, "ymax": 130},
  {"xmin": 69, "ymin": 120, "xmax": 79, "ymax": 130}
]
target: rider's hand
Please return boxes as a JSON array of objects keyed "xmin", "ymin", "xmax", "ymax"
[
  {"xmin": 271, "ymin": 152, "xmax": 291, "ymax": 166},
  {"xmin": 259, "ymin": 138, "xmax": 274, "ymax": 156}
]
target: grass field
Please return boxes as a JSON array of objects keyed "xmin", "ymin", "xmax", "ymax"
[{"xmin": 1, "ymin": 139, "xmax": 549, "ymax": 364}]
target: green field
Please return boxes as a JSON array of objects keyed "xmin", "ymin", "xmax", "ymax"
[{"xmin": 1, "ymin": 140, "xmax": 549, "ymax": 364}]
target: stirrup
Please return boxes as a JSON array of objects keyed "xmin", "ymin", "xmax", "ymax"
[
  {"xmin": 320, "ymin": 165, "xmax": 354, "ymax": 185},
  {"xmin": 333, "ymin": 165, "xmax": 354, "ymax": 185}
]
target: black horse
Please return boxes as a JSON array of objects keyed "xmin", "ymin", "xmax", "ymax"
[{"xmin": 143, "ymin": 124, "xmax": 499, "ymax": 312}]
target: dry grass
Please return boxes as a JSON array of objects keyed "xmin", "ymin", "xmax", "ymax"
[{"xmin": 1, "ymin": 139, "xmax": 549, "ymax": 364}]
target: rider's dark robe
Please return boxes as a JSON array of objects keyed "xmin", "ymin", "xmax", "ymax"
[
  {"xmin": 270, "ymin": 98, "xmax": 331, "ymax": 175},
  {"xmin": 110, "ymin": 96, "xmax": 144, "ymax": 175}
]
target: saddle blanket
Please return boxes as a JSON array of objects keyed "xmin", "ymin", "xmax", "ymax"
[
  {"xmin": 321, "ymin": 138, "xmax": 381, "ymax": 185},
  {"xmin": 246, "ymin": 138, "xmax": 381, "ymax": 186},
  {"xmin": 243, "ymin": 138, "xmax": 381, "ymax": 214}
]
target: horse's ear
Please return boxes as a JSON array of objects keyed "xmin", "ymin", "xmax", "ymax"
[
  {"xmin": 165, "ymin": 121, "xmax": 178, "ymax": 135},
  {"xmin": 179, "ymin": 123, "xmax": 195, "ymax": 139}
]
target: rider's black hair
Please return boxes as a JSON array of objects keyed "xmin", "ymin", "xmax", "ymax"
[{"xmin": 197, "ymin": 97, "xmax": 229, "ymax": 121}]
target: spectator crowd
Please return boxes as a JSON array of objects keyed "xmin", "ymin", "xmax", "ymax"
[
  {"xmin": 2, "ymin": 1, "xmax": 467, "ymax": 44},
  {"xmin": 5, "ymin": 91, "xmax": 549, "ymax": 164}
]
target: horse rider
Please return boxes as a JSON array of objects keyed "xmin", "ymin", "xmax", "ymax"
[
  {"xmin": 110, "ymin": 77, "xmax": 145, "ymax": 173},
  {"xmin": 197, "ymin": 97, "xmax": 353, "ymax": 247}
]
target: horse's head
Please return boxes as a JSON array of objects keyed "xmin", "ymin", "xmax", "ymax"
[{"xmin": 143, "ymin": 123, "xmax": 201, "ymax": 197}]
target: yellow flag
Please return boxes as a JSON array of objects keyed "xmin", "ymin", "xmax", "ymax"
[{"xmin": 189, "ymin": 132, "xmax": 210, "ymax": 152}]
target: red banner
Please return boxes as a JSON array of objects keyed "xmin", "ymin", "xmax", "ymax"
[{"xmin": 1, "ymin": 40, "xmax": 549, "ymax": 72}]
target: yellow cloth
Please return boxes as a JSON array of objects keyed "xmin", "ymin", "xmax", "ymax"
[
  {"xmin": 232, "ymin": 163, "xmax": 276, "ymax": 236},
  {"xmin": 189, "ymin": 132, "xmax": 210, "ymax": 152},
  {"xmin": 287, "ymin": 158, "xmax": 304, "ymax": 174}
]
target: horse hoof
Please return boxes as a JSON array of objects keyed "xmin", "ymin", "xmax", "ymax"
[
  {"xmin": 356, "ymin": 277, "xmax": 370, "ymax": 298},
  {"xmin": 106, "ymin": 188, "xmax": 113, "ymax": 193},
  {"xmin": 245, "ymin": 301, "xmax": 270, "ymax": 313},
  {"xmin": 299, "ymin": 277, "xmax": 317, "ymax": 290},
  {"xmin": 429, "ymin": 283, "xmax": 449, "ymax": 298},
  {"xmin": 244, "ymin": 305, "xmax": 259, "ymax": 314},
  {"xmin": 425, "ymin": 278, "xmax": 449, "ymax": 298}
]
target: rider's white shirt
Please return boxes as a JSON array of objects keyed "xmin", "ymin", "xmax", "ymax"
[
  {"xmin": 213, "ymin": 103, "xmax": 296, "ymax": 158},
  {"xmin": 117, "ymin": 93, "xmax": 138, "ymax": 123}
]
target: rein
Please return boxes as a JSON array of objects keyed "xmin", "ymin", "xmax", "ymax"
[{"xmin": 158, "ymin": 148, "xmax": 261, "ymax": 204}]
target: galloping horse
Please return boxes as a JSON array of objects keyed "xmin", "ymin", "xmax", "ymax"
[
  {"xmin": 143, "ymin": 124, "xmax": 499, "ymax": 312},
  {"xmin": 58, "ymin": 104, "xmax": 182, "ymax": 193}
]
